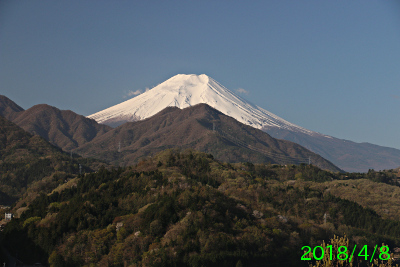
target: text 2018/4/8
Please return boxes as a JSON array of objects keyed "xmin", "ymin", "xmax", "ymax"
[{"xmin": 301, "ymin": 245, "xmax": 390, "ymax": 262}]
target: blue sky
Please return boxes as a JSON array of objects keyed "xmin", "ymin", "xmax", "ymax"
[{"xmin": 1, "ymin": 1, "xmax": 400, "ymax": 149}]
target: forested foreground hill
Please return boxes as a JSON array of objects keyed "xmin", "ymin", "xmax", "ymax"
[
  {"xmin": 2, "ymin": 149, "xmax": 400, "ymax": 266},
  {"xmin": 0, "ymin": 115, "xmax": 107, "ymax": 205}
]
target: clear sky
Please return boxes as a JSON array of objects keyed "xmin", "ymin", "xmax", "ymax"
[{"xmin": 1, "ymin": 1, "xmax": 400, "ymax": 149}]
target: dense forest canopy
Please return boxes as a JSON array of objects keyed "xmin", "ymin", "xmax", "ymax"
[{"xmin": 1, "ymin": 149, "xmax": 400, "ymax": 266}]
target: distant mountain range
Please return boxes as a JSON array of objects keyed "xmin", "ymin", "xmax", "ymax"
[
  {"xmin": 0, "ymin": 95, "xmax": 339, "ymax": 172},
  {"xmin": 265, "ymin": 127, "xmax": 400, "ymax": 173},
  {"xmin": 2, "ymin": 72, "xmax": 400, "ymax": 172},
  {"xmin": 87, "ymin": 74, "xmax": 400, "ymax": 172}
]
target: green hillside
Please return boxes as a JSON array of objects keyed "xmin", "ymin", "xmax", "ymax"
[{"xmin": 2, "ymin": 149, "xmax": 399, "ymax": 266}]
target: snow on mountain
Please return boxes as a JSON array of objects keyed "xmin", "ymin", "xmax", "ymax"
[{"xmin": 88, "ymin": 74, "xmax": 316, "ymax": 135}]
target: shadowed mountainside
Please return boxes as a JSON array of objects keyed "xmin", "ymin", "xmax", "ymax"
[
  {"xmin": 0, "ymin": 96, "xmax": 112, "ymax": 152},
  {"xmin": 12, "ymin": 104, "xmax": 112, "ymax": 151},
  {"xmin": 0, "ymin": 95, "xmax": 24, "ymax": 120},
  {"xmin": 76, "ymin": 104, "xmax": 341, "ymax": 172}
]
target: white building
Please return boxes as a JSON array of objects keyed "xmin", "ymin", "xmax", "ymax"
[{"xmin": 5, "ymin": 213, "xmax": 13, "ymax": 221}]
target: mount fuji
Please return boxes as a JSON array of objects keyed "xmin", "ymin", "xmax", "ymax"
[
  {"xmin": 88, "ymin": 74, "xmax": 400, "ymax": 172},
  {"xmin": 88, "ymin": 74, "xmax": 315, "ymax": 135}
]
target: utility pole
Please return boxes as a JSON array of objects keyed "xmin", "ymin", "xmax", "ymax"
[
  {"xmin": 308, "ymin": 157, "xmax": 311, "ymax": 165},
  {"xmin": 118, "ymin": 141, "xmax": 121, "ymax": 153}
]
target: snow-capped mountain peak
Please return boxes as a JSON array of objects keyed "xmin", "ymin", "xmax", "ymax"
[{"xmin": 88, "ymin": 74, "xmax": 314, "ymax": 135}]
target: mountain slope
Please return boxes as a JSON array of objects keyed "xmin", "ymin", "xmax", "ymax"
[
  {"xmin": 79, "ymin": 104, "xmax": 340, "ymax": 172},
  {"xmin": 0, "ymin": 95, "xmax": 24, "ymax": 120},
  {"xmin": 12, "ymin": 104, "xmax": 112, "ymax": 151},
  {"xmin": 88, "ymin": 74, "xmax": 400, "ymax": 172},
  {"xmin": 0, "ymin": 116, "xmax": 73, "ymax": 204},
  {"xmin": 265, "ymin": 127, "xmax": 400, "ymax": 173},
  {"xmin": 0, "ymin": 115, "xmax": 110, "ymax": 206}
]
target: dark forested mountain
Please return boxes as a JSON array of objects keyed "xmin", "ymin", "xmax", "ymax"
[
  {"xmin": 77, "ymin": 104, "xmax": 341, "ymax": 172},
  {"xmin": 11, "ymin": 104, "xmax": 111, "ymax": 151},
  {"xmin": 0, "ymin": 95, "xmax": 24, "ymax": 120},
  {"xmin": 0, "ymin": 115, "xmax": 105, "ymax": 205},
  {"xmin": 0, "ymin": 95, "xmax": 112, "ymax": 152}
]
